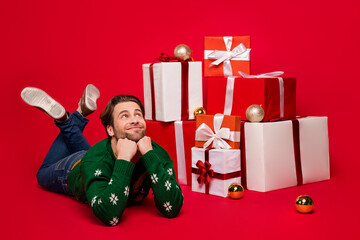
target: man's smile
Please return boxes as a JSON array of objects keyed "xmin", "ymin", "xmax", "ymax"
[{"xmin": 127, "ymin": 126, "xmax": 143, "ymax": 130}]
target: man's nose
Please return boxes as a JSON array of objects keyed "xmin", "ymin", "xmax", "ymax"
[{"xmin": 130, "ymin": 115, "xmax": 139, "ymax": 124}]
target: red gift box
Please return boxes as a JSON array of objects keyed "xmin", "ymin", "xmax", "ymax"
[
  {"xmin": 204, "ymin": 36, "xmax": 251, "ymax": 77},
  {"xmin": 195, "ymin": 114, "xmax": 241, "ymax": 149},
  {"xmin": 145, "ymin": 120, "xmax": 196, "ymax": 186},
  {"xmin": 206, "ymin": 76, "xmax": 296, "ymax": 121}
]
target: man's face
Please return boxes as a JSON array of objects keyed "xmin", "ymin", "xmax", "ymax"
[{"xmin": 107, "ymin": 101, "xmax": 146, "ymax": 142}]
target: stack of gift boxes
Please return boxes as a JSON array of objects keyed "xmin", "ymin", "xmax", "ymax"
[
  {"xmin": 142, "ymin": 58, "xmax": 202, "ymax": 186},
  {"xmin": 142, "ymin": 36, "xmax": 330, "ymax": 198}
]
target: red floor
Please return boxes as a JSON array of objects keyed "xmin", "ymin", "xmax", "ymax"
[{"xmin": 2, "ymin": 151, "xmax": 359, "ymax": 239}]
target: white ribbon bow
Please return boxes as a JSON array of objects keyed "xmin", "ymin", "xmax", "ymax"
[
  {"xmin": 195, "ymin": 114, "xmax": 233, "ymax": 149},
  {"xmin": 238, "ymin": 71, "xmax": 284, "ymax": 78},
  {"xmin": 208, "ymin": 43, "xmax": 247, "ymax": 67},
  {"xmin": 205, "ymin": 36, "xmax": 250, "ymax": 76}
]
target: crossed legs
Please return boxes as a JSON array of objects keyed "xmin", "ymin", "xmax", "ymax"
[{"xmin": 21, "ymin": 84, "xmax": 100, "ymax": 195}]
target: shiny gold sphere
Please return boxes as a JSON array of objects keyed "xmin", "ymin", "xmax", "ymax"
[
  {"xmin": 174, "ymin": 44, "xmax": 192, "ymax": 61},
  {"xmin": 246, "ymin": 104, "xmax": 265, "ymax": 122},
  {"xmin": 228, "ymin": 183, "xmax": 244, "ymax": 199},
  {"xmin": 193, "ymin": 107, "xmax": 206, "ymax": 116},
  {"xmin": 295, "ymin": 195, "xmax": 314, "ymax": 213}
]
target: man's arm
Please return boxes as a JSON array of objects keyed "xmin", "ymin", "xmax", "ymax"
[
  {"xmin": 138, "ymin": 137, "xmax": 184, "ymax": 218},
  {"xmin": 81, "ymin": 139, "xmax": 138, "ymax": 226}
]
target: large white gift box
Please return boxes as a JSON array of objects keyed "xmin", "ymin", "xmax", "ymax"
[
  {"xmin": 142, "ymin": 62, "xmax": 203, "ymax": 122},
  {"xmin": 191, "ymin": 147, "xmax": 241, "ymax": 197},
  {"xmin": 242, "ymin": 117, "xmax": 330, "ymax": 192}
]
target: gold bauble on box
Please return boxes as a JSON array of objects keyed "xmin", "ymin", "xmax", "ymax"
[
  {"xmin": 174, "ymin": 44, "xmax": 192, "ymax": 61},
  {"xmin": 295, "ymin": 195, "xmax": 314, "ymax": 213},
  {"xmin": 246, "ymin": 104, "xmax": 264, "ymax": 122},
  {"xmin": 228, "ymin": 183, "xmax": 244, "ymax": 199},
  {"xmin": 193, "ymin": 107, "xmax": 206, "ymax": 117}
]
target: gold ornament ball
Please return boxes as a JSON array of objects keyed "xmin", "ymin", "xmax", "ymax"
[
  {"xmin": 194, "ymin": 107, "xmax": 206, "ymax": 116},
  {"xmin": 228, "ymin": 183, "xmax": 244, "ymax": 199},
  {"xmin": 174, "ymin": 44, "xmax": 192, "ymax": 61},
  {"xmin": 246, "ymin": 104, "xmax": 265, "ymax": 122},
  {"xmin": 295, "ymin": 195, "xmax": 314, "ymax": 213}
]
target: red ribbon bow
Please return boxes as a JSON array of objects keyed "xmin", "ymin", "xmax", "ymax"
[
  {"xmin": 153, "ymin": 52, "xmax": 194, "ymax": 63},
  {"xmin": 153, "ymin": 53, "xmax": 178, "ymax": 63},
  {"xmin": 196, "ymin": 160, "xmax": 214, "ymax": 185}
]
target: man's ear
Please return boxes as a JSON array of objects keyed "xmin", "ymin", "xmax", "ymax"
[{"xmin": 106, "ymin": 125, "xmax": 115, "ymax": 137}]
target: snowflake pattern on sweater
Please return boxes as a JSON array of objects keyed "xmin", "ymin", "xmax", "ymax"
[
  {"xmin": 94, "ymin": 169, "xmax": 102, "ymax": 176},
  {"xmin": 165, "ymin": 180, "xmax": 171, "ymax": 191},
  {"xmin": 91, "ymin": 196, "xmax": 97, "ymax": 207},
  {"xmin": 151, "ymin": 173, "xmax": 158, "ymax": 184},
  {"xmin": 163, "ymin": 201, "xmax": 172, "ymax": 212},
  {"xmin": 109, "ymin": 217, "xmax": 119, "ymax": 226},
  {"xmin": 109, "ymin": 193, "xmax": 119, "ymax": 205},
  {"xmin": 124, "ymin": 186, "xmax": 129, "ymax": 197}
]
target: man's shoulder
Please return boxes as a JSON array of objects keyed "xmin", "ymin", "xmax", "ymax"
[
  {"xmin": 151, "ymin": 140, "xmax": 169, "ymax": 155},
  {"xmin": 83, "ymin": 138, "xmax": 112, "ymax": 161},
  {"xmin": 88, "ymin": 138, "xmax": 109, "ymax": 152},
  {"xmin": 150, "ymin": 140, "xmax": 162, "ymax": 149},
  {"xmin": 92, "ymin": 138, "xmax": 109, "ymax": 148}
]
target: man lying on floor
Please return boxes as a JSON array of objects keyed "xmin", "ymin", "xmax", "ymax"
[{"xmin": 21, "ymin": 84, "xmax": 183, "ymax": 226}]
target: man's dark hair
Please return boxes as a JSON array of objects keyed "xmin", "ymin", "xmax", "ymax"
[{"xmin": 100, "ymin": 95, "xmax": 145, "ymax": 138}]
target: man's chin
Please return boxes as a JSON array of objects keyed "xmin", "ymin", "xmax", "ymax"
[{"xmin": 125, "ymin": 132, "xmax": 145, "ymax": 142}]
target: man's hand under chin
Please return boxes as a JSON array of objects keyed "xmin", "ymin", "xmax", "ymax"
[
  {"xmin": 137, "ymin": 136, "xmax": 153, "ymax": 155},
  {"xmin": 115, "ymin": 138, "xmax": 138, "ymax": 161}
]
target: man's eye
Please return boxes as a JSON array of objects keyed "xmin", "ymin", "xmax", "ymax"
[
  {"xmin": 121, "ymin": 114, "xmax": 128, "ymax": 119},
  {"xmin": 136, "ymin": 113, "xmax": 143, "ymax": 117}
]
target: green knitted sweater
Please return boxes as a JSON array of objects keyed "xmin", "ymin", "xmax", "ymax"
[{"xmin": 67, "ymin": 139, "xmax": 183, "ymax": 226}]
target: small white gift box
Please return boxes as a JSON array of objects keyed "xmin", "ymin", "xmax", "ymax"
[
  {"xmin": 191, "ymin": 147, "xmax": 241, "ymax": 198},
  {"xmin": 142, "ymin": 62, "xmax": 203, "ymax": 122}
]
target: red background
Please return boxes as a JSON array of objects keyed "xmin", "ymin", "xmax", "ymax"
[{"xmin": 1, "ymin": 0, "xmax": 359, "ymax": 239}]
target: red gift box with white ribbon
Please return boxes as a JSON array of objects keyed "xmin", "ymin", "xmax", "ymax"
[
  {"xmin": 206, "ymin": 72, "xmax": 296, "ymax": 121},
  {"xmin": 145, "ymin": 120, "xmax": 196, "ymax": 186},
  {"xmin": 195, "ymin": 114, "xmax": 241, "ymax": 149},
  {"xmin": 204, "ymin": 36, "xmax": 251, "ymax": 77}
]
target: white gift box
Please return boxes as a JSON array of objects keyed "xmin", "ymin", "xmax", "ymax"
[
  {"xmin": 142, "ymin": 62, "xmax": 203, "ymax": 122},
  {"xmin": 191, "ymin": 147, "xmax": 241, "ymax": 197},
  {"xmin": 243, "ymin": 117, "xmax": 330, "ymax": 192}
]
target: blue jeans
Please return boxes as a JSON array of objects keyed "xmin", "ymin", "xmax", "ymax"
[{"xmin": 36, "ymin": 111, "xmax": 90, "ymax": 196}]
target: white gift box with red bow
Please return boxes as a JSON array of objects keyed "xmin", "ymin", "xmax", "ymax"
[{"xmin": 191, "ymin": 147, "xmax": 241, "ymax": 198}]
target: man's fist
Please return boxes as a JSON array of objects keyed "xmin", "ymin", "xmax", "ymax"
[
  {"xmin": 116, "ymin": 138, "xmax": 138, "ymax": 161},
  {"xmin": 137, "ymin": 136, "xmax": 153, "ymax": 155}
]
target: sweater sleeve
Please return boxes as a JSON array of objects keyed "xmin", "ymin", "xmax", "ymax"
[
  {"xmin": 141, "ymin": 148, "xmax": 184, "ymax": 218},
  {"xmin": 81, "ymin": 157, "xmax": 135, "ymax": 226}
]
